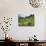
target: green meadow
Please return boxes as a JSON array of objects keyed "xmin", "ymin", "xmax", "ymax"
[{"xmin": 18, "ymin": 15, "xmax": 34, "ymax": 26}]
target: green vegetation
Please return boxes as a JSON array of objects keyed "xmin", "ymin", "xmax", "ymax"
[{"xmin": 18, "ymin": 14, "xmax": 34, "ymax": 26}]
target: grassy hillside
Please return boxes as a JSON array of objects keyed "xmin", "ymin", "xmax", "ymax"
[{"xmin": 18, "ymin": 14, "xmax": 34, "ymax": 26}]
